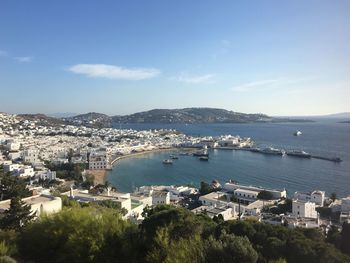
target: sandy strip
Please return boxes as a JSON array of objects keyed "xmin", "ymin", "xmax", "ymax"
[{"xmin": 86, "ymin": 169, "xmax": 108, "ymax": 185}]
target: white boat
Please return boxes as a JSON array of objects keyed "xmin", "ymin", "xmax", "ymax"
[
  {"xmin": 293, "ymin": 130, "xmax": 302, "ymax": 136},
  {"xmin": 259, "ymin": 147, "xmax": 284, "ymax": 156},
  {"xmin": 163, "ymin": 159, "xmax": 173, "ymax": 164}
]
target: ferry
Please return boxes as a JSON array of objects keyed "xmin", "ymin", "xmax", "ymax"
[
  {"xmin": 286, "ymin": 150, "xmax": 311, "ymax": 158},
  {"xmin": 193, "ymin": 151, "xmax": 209, "ymax": 157},
  {"xmin": 163, "ymin": 159, "xmax": 173, "ymax": 164},
  {"xmin": 259, "ymin": 147, "xmax": 285, "ymax": 156}
]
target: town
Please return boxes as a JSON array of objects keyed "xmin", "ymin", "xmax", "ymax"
[{"xmin": 0, "ymin": 111, "xmax": 349, "ymax": 233}]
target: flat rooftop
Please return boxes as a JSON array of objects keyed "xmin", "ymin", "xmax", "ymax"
[{"xmin": 0, "ymin": 195, "xmax": 58, "ymax": 212}]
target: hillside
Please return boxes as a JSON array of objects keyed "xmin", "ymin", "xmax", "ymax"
[
  {"xmin": 64, "ymin": 112, "xmax": 112, "ymax": 127},
  {"xmin": 112, "ymin": 108, "xmax": 269, "ymax": 124},
  {"xmin": 18, "ymin": 113, "xmax": 66, "ymax": 126}
]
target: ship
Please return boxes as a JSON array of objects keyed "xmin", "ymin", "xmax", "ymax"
[
  {"xmin": 163, "ymin": 159, "xmax": 173, "ymax": 164},
  {"xmin": 193, "ymin": 151, "xmax": 209, "ymax": 157},
  {"xmin": 170, "ymin": 155, "xmax": 179, "ymax": 159},
  {"xmin": 293, "ymin": 130, "xmax": 302, "ymax": 136},
  {"xmin": 199, "ymin": 156, "xmax": 209, "ymax": 161},
  {"xmin": 286, "ymin": 150, "xmax": 311, "ymax": 158},
  {"xmin": 259, "ymin": 147, "xmax": 285, "ymax": 155}
]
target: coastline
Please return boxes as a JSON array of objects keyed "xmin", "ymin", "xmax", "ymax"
[
  {"xmin": 87, "ymin": 147, "xmax": 194, "ymax": 185},
  {"xmin": 101, "ymin": 147, "xmax": 193, "ymax": 184}
]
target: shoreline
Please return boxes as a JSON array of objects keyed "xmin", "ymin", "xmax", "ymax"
[{"xmin": 97, "ymin": 147, "xmax": 193, "ymax": 184}]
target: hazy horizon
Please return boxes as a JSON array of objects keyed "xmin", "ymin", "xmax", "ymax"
[{"xmin": 1, "ymin": 0, "xmax": 349, "ymax": 116}]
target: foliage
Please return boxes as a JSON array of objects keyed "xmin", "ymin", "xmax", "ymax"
[
  {"xmin": 267, "ymin": 199, "xmax": 292, "ymax": 215},
  {"xmin": 330, "ymin": 192, "xmax": 337, "ymax": 202},
  {"xmin": 199, "ymin": 181, "xmax": 214, "ymax": 195},
  {"xmin": 0, "ymin": 256, "xmax": 17, "ymax": 263},
  {"xmin": 0, "ymin": 197, "xmax": 35, "ymax": 231},
  {"xmin": 46, "ymin": 162, "xmax": 86, "ymax": 181},
  {"xmin": 95, "ymin": 200, "xmax": 128, "ymax": 216},
  {"xmin": 18, "ymin": 206, "xmax": 135, "ymax": 263},
  {"xmin": 204, "ymin": 232, "xmax": 258, "ymax": 263},
  {"xmin": 0, "ymin": 173, "xmax": 31, "ymax": 201},
  {"xmin": 3, "ymin": 205, "xmax": 348, "ymax": 263},
  {"xmin": 257, "ymin": 190, "xmax": 273, "ymax": 200},
  {"xmin": 0, "ymin": 230, "xmax": 17, "ymax": 257},
  {"xmin": 81, "ymin": 174, "xmax": 95, "ymax": 189}
]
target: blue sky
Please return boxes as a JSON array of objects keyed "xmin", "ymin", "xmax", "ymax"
[{"xmin": 1, "ymin": 0, "xmax": 349, "ymax": 116}]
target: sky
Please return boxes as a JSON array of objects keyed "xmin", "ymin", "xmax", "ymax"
[{"xmin": 0, "ymin": 0, "xmax": 349, "ymax": 116}]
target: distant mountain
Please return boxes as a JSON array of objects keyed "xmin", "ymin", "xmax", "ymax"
[
  {"xmin": 111, "ymin": 108, "xmax": 269, "ymax": 124},
  {"xmin": 18, "ymin": 113, "xmax": 66, "ymax": 126},
  {"xmin": 13, "ymin": 108, "xmax": 315, "ymax": 128},
  {"xmin": 320, "ymin": 112, "xmax": 350, "ymax": 118},
  {"xmin": 286, "ymin": 112, "xmax": 350, "ymax": 119},
  {"xmin": 64, "ymin": 112, "xmax": 112, "ymax": 127}
]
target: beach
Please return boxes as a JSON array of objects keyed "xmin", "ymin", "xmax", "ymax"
[{"xmin": 89, "ymin": 147, "xmax": 190, "ymax": 185}]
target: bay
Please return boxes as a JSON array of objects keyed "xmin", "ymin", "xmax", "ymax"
[{"xmin": 107, "ymin": 121, "xmax": 350, "ymax": 197}]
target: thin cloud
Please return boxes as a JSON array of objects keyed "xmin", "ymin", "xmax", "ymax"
[
  {"xmin": 176, "ymin": 73, "xmax": 215, "ymax": 84},
  {"xmin": 68, "ymin": 64, "xmax": 160, "ymax": 80},
  {"xmin": 14, "ymin": 56, "xmax": 34, "ymax": 63},
  {"xmin": 231, "ymin": 79, "xmax": 283, "ymax": 92}
]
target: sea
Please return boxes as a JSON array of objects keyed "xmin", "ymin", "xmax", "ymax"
[{"xmin": 107, "ymin": 121, "xmax": 350, "ymax": 197}]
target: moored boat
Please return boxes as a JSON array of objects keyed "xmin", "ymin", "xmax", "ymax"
[
  {"xmin": 163, "ymin": 159, "xmax": 173, "ymax": 164},
  {"xmin": 286, "ymin": 150, "xmax": 311, "ymax": 158},
  {"xmin": 259, "ymin": 147, "xmax": 285, "ymax": 155},
  {"xmin": 293, "ymin": 130, "xmax": 302, "ymax": 136}
]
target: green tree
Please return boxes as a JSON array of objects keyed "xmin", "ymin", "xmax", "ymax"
[
  {"xmin": 199, "ymin": 181, "xmax": 213, "ymax": 195},
  {"xmin": 326, "ymin": 225, "xmax": 341, "ymax": 248},
  {"xmin": 257, "ymin": 190, "xmax": 273, "ymax": 200},
  {"xmin": 0, "ymin": 197, "xmax": 34, "ymax": 231},
  {"xmin": 18, "ymin": 206, "xmax": 134, "ymax": 263},
  {"xmin": 0, "ymin": 174, "xmax": 31, "ymax": 200},
  {"xmin": 330, "ymin": 192, "xmax": 337, "ymax": 202},
  {"xmin": 204, "ymin": 232, "xmax": 258, "ymax": 263}
]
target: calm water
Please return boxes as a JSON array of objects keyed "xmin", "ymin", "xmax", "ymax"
[{"xmin": 108, "ymin": 121, "xmax": 350, "ymax": 197}]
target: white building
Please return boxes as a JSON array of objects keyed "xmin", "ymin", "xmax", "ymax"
[
  {"xmin": 341, "ymin": 196, "xmax": 350, "ymax": 212},
  {"xmin": 8, "ymin": 151, "xmax": 21, "ymax": 161},
  {"xmin": 292, "ymin": 200, "xmax": 317, "ymax": 219},
  {"xmin": 13, "ymin": 166, "xmax": 34, "ymax": 177},
  {"xmin": 224, "ymin": 182, "xmax": 287, "ymax": 200},
  {"xmin": 293, "ymin": 190, "xmax": 325, "ymax": 207},
  {"xmin": 36, "ymin": 170, "xmax": 57, "ymax": 181},
  {"xmin": 233, "ymin": 188, "xmax": 260, "ymax": 204},
  {"xmin": 0, "ymin": 195, "xmax": 62, "ymax": 217},
  {"xmin": 3, "ymin": 162, "xmax": 20, "ymax": 173},
  {"xmin": 88, "ymin": 151, "xmax": 110, "ymax": 170},
  {"xmin": 199, "ymin": 192, "xmax": 228, "ymax": 207},
  {"xmin": 23, "ymin": 149, "xmax": 40, "ymax": 164},
  {"xmin": 192, "ymin": 205, "xmax": 237, "ymax": 221},
  {"xmin": 5, "ymin": 141, "xmax": 21, "ymax": 151},
  {"xmin": 152, "ymin": 191, "xmax": 170, "ymax": 205}
]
